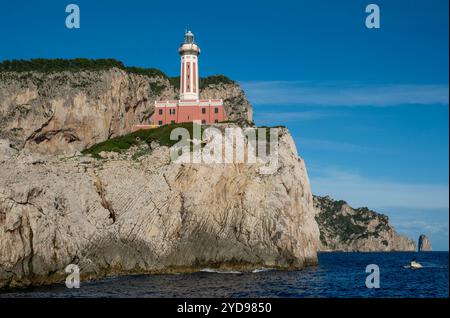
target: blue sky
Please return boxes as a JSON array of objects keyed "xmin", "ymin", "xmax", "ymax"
[{"xmin": 1, "ymin": 0, "xmax": 448, "ymax": 250}]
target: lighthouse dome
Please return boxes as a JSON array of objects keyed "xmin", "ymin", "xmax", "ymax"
[
  {"xmin": 179, "ymin": 30, "xmax": 201, "ymax": 55},
  {"xmin": 184, "ymin": 30, "xmax": 195, "ymax": 44}
]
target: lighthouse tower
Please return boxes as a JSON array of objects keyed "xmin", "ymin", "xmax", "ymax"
[
  {"xmin": 179, "ymin": 30, "xmax": 200, "ymax": 100},
  {"xmin": 152, "ymin": 30, "xmax": 225, "ymax": 127}
]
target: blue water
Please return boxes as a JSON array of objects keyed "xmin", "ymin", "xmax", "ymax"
[{"xmin": 0, "ymin": 252, "xmax": 448, "ymax": 298}]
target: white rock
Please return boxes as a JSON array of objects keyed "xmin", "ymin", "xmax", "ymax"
[{"xmin": 0, "ymin": 129, "xmax": 320, "ymax": 288}]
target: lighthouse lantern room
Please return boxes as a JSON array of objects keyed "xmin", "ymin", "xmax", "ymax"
[{"xmin": 153, "ymin": 30, "xmax": 226, "ymax": 126}]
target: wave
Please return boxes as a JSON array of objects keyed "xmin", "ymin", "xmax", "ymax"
[
  {"xmin": 199, "ymin": 267, "xmax": 276, "ymax": 274},
  {"xmin": 252, "ymin": 268, "xmax": 274, "ymax": 273},
  {"xmin": 200, "ymin": 268, "xmax": 242, "ymax": 274}
]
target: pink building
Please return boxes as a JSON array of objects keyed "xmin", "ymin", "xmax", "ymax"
[{"xmin": 154, "ymin": 31, "xmax": 226, "ymax": 126}]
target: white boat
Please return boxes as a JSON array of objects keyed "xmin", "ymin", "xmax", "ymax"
[
  {"xmin": 410, "ymin": 261, "xmax": 423, "ymax": 269},
  {"xmin": 403, "ymin": 260, "xmax": 423, "ymax": 269}
]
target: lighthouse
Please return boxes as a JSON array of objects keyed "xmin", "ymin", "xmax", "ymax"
[
  {"xmin": 179, "ymin": 30, "xmax": 200, "ymax": 100},
  {"xmin": 153, "ymin": 30, "xmax": 226, "ymax": 126}
]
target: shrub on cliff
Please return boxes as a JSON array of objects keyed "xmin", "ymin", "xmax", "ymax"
[
  {"xmin": 0, "ymin": 58, "xmax": 168, "ymax": 80},
  {"xmin": 124, "ymin": 66, "xmax": 167, "ymax": 78},
  {"xmin": 168, "ymin": 75, "xmax": 235, "ymax": 89},
  {"xmin": 81, "ymin": 122, "xmax": 196, "ymax": 158},
  {"xmin": 199, "ymin": 75, "xmax": 235, "ymax": 89},
  {"xmin": 0, "ymin": 58, "xmax": 126, "ymax": 73},
  {"xmin": 0, "ymin": 59, "xmax": 234, "ymax": 90}
]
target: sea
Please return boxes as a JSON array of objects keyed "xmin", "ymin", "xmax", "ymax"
[{"xmin": 0, "ymin": 252, "xmax": 448, "ymax": 298}]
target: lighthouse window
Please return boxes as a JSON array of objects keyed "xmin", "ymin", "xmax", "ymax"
[
  {"xmin": 202, "ymin": 120, "xmax": 206, "ymax": 124},
  {"xmin": 214, "ymin": 119, "xmax": 219, "ymax": 123},
  {"xmin": 169, "ymin": 108, "xmax": 176, "ymax": 115},
  {"xmin": 158, "ymin": 120, "xmax": 163, "ymax": 126},
  {"xmin": 171, "ymin": 120, "xmax": 175, "ymax": 124},
  {"xmin": 214, "ymin": 107, "xmax": 219, "ymax": 114},
  {"xmin": 158, "ymin": 109, "xmax": 163, "ymax": 115},
  {"xmin": 202, "ymin": 108, "xmax": 206, "ymax": 114}
]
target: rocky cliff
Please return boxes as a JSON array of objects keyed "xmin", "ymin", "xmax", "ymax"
[
  {"xmin": 314, "ymin": 195, "xmax": 416, "ymax": 252},
  {"xmin": 418, "ymin": 234, "xmax": 432, "ymax": 251},
  {"xmin": 0, "ymin": 59, "xmax": 417, "ymax": 289},
  {"xmin": 0, "ymin": 126, "xmax": 319, "ymax": 288},
  {"xmin": 0, "ymin": 67, "xmax": 252, "ymax": 155}
]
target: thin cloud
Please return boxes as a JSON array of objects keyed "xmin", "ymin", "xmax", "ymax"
[
  {"xmin": 393, "ymin": 220, "xmax": 449, "ymax": 236},
  {"xmin": 377, "ymin": 208, "xmax": 449, "ymax": 250},
  {"xmin": 240, "ymin": 81, "xmax": 449, "ymax": 106},
  {"xmin": 309, "ymin": 166, "xmax": 449, "ymax": 210}
]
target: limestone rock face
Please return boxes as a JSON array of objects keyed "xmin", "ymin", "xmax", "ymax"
[
  {"xmin": 0, "ymin": 129, "xmax": 319, "ymax": 288},
  {"xmin": 314, "ymin": 196, "xmax": 416, "ymax": 252},
  {"xmin": 0, "ymin": 69, "xmax": 253, "ymax": 155},
  {"xmin": 0, "ymin": 139, "xmax": 17, "ymax": 162},
  {"xmin": 200, "ymin": 83, "xmax": 253, "ymax": 122},
  {"xmin": 418, "ymin": 234, "xmax": 432, "ymax": 251}
]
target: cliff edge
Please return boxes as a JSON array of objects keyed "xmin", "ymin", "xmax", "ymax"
[
  {"xmin": 0, "ymin": 126, "xmax": 319, "ymax": 288},
  {"xmin": 0, "ymin": 66, "xmax": 252, "ymax": 155}
]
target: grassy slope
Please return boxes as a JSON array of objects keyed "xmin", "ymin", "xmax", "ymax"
[
  {"xmin": 81, "ymin": 122, "xmax": 196, "ymax": 158},
  {"xmin": 81, "ymin": 122, "xmax": 281, "ymax": 159}
]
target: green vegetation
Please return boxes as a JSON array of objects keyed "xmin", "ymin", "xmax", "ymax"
[
  {"xmin": 124, "ymin": 66, "xmax": 166, "ymax": 78},
  {"xmin": 81, "ymin": 122, "xmax": 278, "ymax": 160},
  {"xmin": 168, "ymin": 76, "xmax": 180, "ymax": 89},
  {"xmin": 375, "ymin": 219, "xmax": 390, "ymax": 233},
  {"xmin": 334, "ymin": 215, "xmax": 366, "ymax": 241},
  {"xmin": 0, "ymin": 58, "xmax": 167, "ymax": 81},
  {"xmin": 199, "ymin": 75, "xmax": 235, "ymax": 89},
  {"xmin": 81, "ymin": 122, "xmax": 198, "ymax": 159},
  {"xmin": 168, "ymin": 74, "xmax": 235, "ymax": 90},
  {"xmin": 314, "ymin": 196, "xmax": 367, "ymax": 242},
  {"xmin": 314, "ymin": 195, "xmax": 394, "ymax": 244},
  {"xmin": 258, "ymin": 125, "xmax": 287, "ymax": 129},
  {"xmin": 0, "ymin": 58, "xmax": 126, "ymax": 73},
  {"xmin": 0, "ymin": 59, "xmax": 236, "ymax": 91},
  {"xmin": 149, "ymin": 82, "xmax": 167, "ymax": 95},
  {"xmin": 131, "ymin": 147, "xmax": 152, "ymax": 161},
  {"xmin": 319, "ymin": 232, "xmax": 328, "ymax": 246}
]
